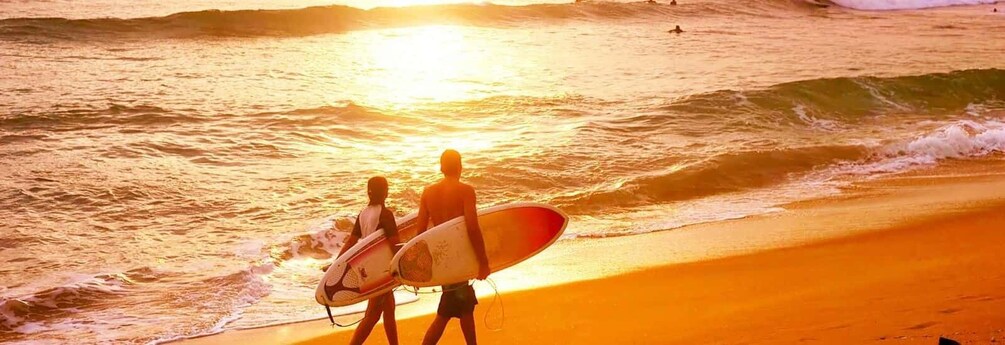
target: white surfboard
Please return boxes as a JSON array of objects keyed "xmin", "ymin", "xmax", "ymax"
[
  {"xmin": 389, "ymin": 203, "xmax": 568, "ymax": 287},
  {"xmin": 315, "ymin": 212, "xmax": 421, "ymax": 307}
]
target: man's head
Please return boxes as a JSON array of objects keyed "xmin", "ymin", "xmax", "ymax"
[
  {"xmin": 367, "ymin": 176, "xmax": 388, "ymax": 205},
  {"xmin": 440, "ymin": 149, "xmax": 462, "ymax": 178}
]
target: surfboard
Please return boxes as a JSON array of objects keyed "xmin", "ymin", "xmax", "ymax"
[
  {"xmin": 389, "ymin": 203, "xmax": 568, "ymax": 287},
  {"xmin": 315, "ymin": 212, "xmax": 420, "ymax": 307}
]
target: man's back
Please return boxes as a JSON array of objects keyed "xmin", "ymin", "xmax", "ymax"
[{"xmin": 421, "ymin": 179, "xmax": 475, "ymax": 227}]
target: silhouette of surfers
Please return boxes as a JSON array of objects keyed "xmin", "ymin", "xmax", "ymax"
[{"xmin": 668, "ymin": 25, "xmax": 683, "ymax": 34}]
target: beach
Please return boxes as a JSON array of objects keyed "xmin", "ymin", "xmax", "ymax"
[
  {"xmin": 176, "ymin": 161, "xmax": 1005, "ymax": 345},
  {"xmin": 3, "ymin": 0, "xmax": 1005, "ymax": 343}
]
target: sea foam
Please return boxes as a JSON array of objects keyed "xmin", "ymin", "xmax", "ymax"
[{"xmin": 829, "ymin": 0, "xmax": 997, "ymax": 10}]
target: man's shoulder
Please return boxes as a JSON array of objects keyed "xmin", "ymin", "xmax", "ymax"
[{"xmin": 421, "ymin": 182, "xmax": 441, "ymax": 195}]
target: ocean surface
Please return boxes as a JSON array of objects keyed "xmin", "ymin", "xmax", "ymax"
[{"xmin": 2, "ymin": 0, "xmax": 1005, "ymax": 343}]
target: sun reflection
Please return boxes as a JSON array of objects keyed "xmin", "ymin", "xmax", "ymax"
[
  {"xmin": 324, "ymin": 130, "xmax": 503, "ymax": 160},
  {"xmin": 359, "ymin": 25, "xmax": 486, "ymax": 107}
]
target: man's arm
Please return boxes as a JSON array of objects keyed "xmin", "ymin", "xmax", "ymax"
[
  {"xmin": 463, "ymin": 186, "xmax": 490, "ymax": 280},
  {"xmin": 415, "ymin": 188, "xmax": 430, "ymax": 236}
]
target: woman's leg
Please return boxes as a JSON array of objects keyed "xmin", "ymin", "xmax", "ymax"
[{"xmin": 348, "ymin": 297, "xmax": 384, "ymax": 345}]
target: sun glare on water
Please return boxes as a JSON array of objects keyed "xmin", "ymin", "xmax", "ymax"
[{"xmin": 352, "ymin": 25, "xmax": 489, "ymax": 107}]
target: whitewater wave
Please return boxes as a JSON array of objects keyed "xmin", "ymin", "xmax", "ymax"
[
  {"xmin": 555, "ymin": 117, "xmax": 1005, "ymax": 215},
  {"xmin": 826, "ymin": 0, "xmax": 998, "ymax": 10},
  {"xmin": 0, "ymin": 268, "xmax": 161, "ymax": 331},
  {"xmin": 834, "ymin": 119, "xmax": 1005, "ymax": 175},
  {"xmin": 267, "ymin": 215, "xmax": 354, "ymax": 263},
  {"xmin": 0, "ymin": 267, "xmax": 271, "ymax": 344},
  {"xmin": 666, "ymin": 68, "xmax": 1005, "ymax": 123},
  {"xmin": 552, "ymin": 144, "xmax": 870, "ymax": 214}
]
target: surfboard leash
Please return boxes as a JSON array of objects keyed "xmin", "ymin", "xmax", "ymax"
[
  {"xmin": 325, "ymin": 304, "xmax": 365, "ymax": 328},
  {"xmin": 395, "ymin": 281, "xmax": 505, "ymax": 331},
  {"xmin": 329, "ymin": 295, "xmax": 391, "ymax": 327},
  {"xmin": 482, "ymin": 277, "xmax": 506, "ymax": 331},
  {"xmin": 397, "ymin": 284, "xmax": 470, "ymax": 295}
]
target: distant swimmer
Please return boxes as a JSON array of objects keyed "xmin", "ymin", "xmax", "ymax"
[
  {"xmin": 646, "ymin": 0, "xmax": 657, "ymax": 4},
  {"xmin": 994, "ymin": 8, "xmax": 998, "ymax": 12},
  {"xmin": 668, "ymin": 25, "xmax": 683, "ymax": 34},
  {"xmin": 670, "ymin": 0, "xmax": 677, "ymax": 4}
]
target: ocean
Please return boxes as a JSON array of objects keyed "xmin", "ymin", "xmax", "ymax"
[{"xmin": 1, "ymin": 0, "xmax": 1004, "ymax": 343}]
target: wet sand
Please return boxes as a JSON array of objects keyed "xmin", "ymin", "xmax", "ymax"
[{"xmin": 177, "ymin": 164, "xmax": 1005, "ymax": 345}]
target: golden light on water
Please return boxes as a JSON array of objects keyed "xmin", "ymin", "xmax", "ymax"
[
  {"xmin": 321, "ymin": 24, "xmax": 529, "ymax": 175},
  {"xmin": 361, "ymin": 25, "xmax": 483, "ymax": 106},
  {"xmin": 319, "ymin": 128, "xmax": 505, "ymax": 161}
]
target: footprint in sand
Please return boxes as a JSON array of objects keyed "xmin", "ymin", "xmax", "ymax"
[{"xmin": 905, "ymin": 321, "xmax": 938, "ymax": 330}]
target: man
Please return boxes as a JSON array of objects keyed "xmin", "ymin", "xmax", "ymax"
[
  {"xmin": 668, "ymin": 25, "xmax": 684, "ymax": 34},
  {"xmin": 415, "ymin": 149, "xmax": 491, "ymax": 345}
]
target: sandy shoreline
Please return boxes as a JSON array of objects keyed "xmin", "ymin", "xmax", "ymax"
[{"xmin": 176, "ymin": 163, "xmax": 1005, "ymax": 345}]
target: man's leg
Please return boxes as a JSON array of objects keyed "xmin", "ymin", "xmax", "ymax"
[
  {"xmin": 348, "ymin": 297, "xmax": 384, "ymax": 345},
  {"xmin": 421, "ymin": 315, "xmax": 450, "ymax": 345},
  {"xmin": 382, "ymin": 293, "xmax": 398, "ymax": 345},
  {"xmin": 459, "ymin": 312, "xmax": 477, "ymax": 345}
]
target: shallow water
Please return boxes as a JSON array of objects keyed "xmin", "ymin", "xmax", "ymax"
[{"xmin": 2, "ymin": 0, "xmax": 1005, "ymax": 343}]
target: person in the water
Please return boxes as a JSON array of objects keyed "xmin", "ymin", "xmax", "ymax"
[
  {"xmin": 338, "ymin": 177, "xmax": 401, "ymax": 345},
  {"xmin": 669, "ymin": 25, "xmax": 684, "ymax": 33},
  {"xmin": 416, "ymin": 149, "xmax": 490, "ymax": 345},
  {"xmin": 671, "ymin": 0, "xmax": 677, "ymax": 4}
]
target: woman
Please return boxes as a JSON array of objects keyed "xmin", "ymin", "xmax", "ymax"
[{"xmin": 336, "ymin": 176, "xmax": 400, "ymax": 345}]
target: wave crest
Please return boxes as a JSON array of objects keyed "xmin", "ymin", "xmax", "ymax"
[
  {"xmin": 0, "ymin": 268, "xmax": 161, "ymax": 331},
  {"xmin": 826, "ymin": 0, "xmax": 998, "ymax": 10},
  {"xmin": 553, "ymin": 145, "xmax": 870, "ymax": 214},
  {"xmin": 666, "ymin": 68, "xmax": 1005, "ymax": 126},
  {"xmin": 0, "ymin": 0, "xmax": 815, "ymax": 41}
]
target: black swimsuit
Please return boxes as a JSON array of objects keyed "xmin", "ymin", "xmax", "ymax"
[{"xmin": 437, "ymin": 282, "xmax": 478, "ymax": 318}]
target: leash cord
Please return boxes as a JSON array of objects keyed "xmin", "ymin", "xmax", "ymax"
[
  {"xmin": 328, "ymin": 295, "xmax": 389, "ymax": 328},
  {"xmin": 482, "ymin": 278, "xmax": 505, "ymax": 331}
]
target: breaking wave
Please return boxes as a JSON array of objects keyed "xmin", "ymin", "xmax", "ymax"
[
  {"xmin": 0, "ymin": 0, "xmax": 817, "ymax": 41},
  {"xmin": 826, "ymin": 0, "xmax": 998, "ymax": 10}
]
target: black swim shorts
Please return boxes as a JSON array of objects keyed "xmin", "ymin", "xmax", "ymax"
[{"xmin": 437, "ymin": 283, "xmax": 478, "ymax": 318}]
